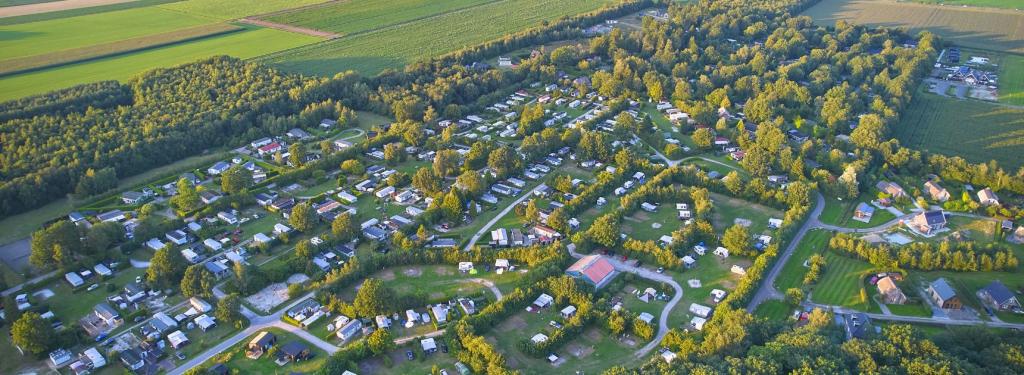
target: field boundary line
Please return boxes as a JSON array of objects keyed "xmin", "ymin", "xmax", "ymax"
[{"xmin": 238, "ymin": 17, "xmax": 339, "ymax": 39}]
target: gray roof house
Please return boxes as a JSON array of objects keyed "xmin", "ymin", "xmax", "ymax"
[
  {"xmin": 979, "ymin": 280, "xmax": 1020, "ymax": 311},
  {"xmin": 928, "ymin": 278, "xmax": 962, "ymax": 309}
]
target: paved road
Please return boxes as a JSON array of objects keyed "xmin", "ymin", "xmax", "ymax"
[
  {"xmin": 746, "ymin": 192, "xmax": 826, "ymax": 312},
  {"xmin": 394, "ymin": 329, "xmax": 445, "ymax": 345},
  {"xmin": 1, "ymin": 270, "xmax": 58, "ymax": 297},
  {"xmin": 462, "ymin": 183, "xmax": 548, "ymax": 251},
  {"xmin": 807, "ymin": 302, "xmax": 1024, "ymax": 330},
  {"xmin": 567, "ymin": 245, "xmax": 682, "ymax": 358},
  {"xmin": 168, "ymin": 292, "xmax": 340, "ymax": 375}
]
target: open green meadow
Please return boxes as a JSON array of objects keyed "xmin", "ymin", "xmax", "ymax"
[
  {"xmin": 263, "ymin": 0, "xmax": 494, "ymax": 36},
  {"xmin": 0, "ymin": 26, "xmax": 319, "ymax": 101},
  {"xmin": 802, "ymin": 0, "xmax": 1024, "ymax": 53},
  {"xmin": 260, "ymin": 0, "xmax": 616, "ymax": 76},
  {"xmin": 709, "ymin": 192, "xmax": 784, "ymax": 234},
  {"xmin": 0, "ymin": 6, "xmax": 214, "ymax": 61},
  {"xmin": 892, "ymin": 91, "xmax": 1024, "ymax": 170},
  {"xmin": 0, "ymin": 0, "xmax": 58, "ymax": 6},
  {"xmin": 754, "ymin": 299, "xmax": 794, "ymax": 321}
]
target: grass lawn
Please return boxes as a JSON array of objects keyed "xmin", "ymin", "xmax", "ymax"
[
  {"xmin": 818, "ymin": 196, "xmax": 896, "ymax": 229},
  {"xmin": 907, "ymin": 268, "xmax": 1024, "ymax": 317},
  {"xmin": 202, "ymin": 327, "xmax": 328, "ymax": 373},
  {"xmin": 372, "ymin": 264, "xmax": 523, "ymax": 302},
  {"xmin": 175, "ymin": 321, "xmax": 243, "ymax": 362},
  {"xmin": 487, "ymin": 309, "xmax": 641, "ymax": 373},
  {"xmin": 754, "ymin": 300, "xmax": 795, "ymax": 321},
  {"xmin": 354, "ymin": 111, "xmax": 393, "ymax": 131},
  {"xmin": 664, "ymin": 253, "xmax": 739, "ymax": 328},
  {"xmin": 292, "ymin": 178, "xmax": 339, "ymax": 198},
  {"xmin": 356, "ymin": 342, "xmax": 461, "ymax": 375},
  {"xmin": 621, "ymin": 205, "xmax": 680, "ymax": 242},
  {"xmin": 886, "ymin": 302, "xmax": 933, "ymax": 317},
  {"xmin": 891, "ymin": 88, "xmax": 1024, "ymax": 170},
  {"xmin": 709, "ymin": 192, "xmax": 785, "ymax": 234},
  {"xmin": 0, "ymin": 26, "xmax": 320, "ymax": 101},
  {"xmin": 260, "ymin": 0, "xmax": 616, "ymax": 76},
  {"xmin": 239, "ymin": 210, "xmax": 281, "ymax": 238},
  {"xmin": 774, "ymin": 229, "xmax": 832, "ymax": 292},
  {"xmin": 41, "ymin": 267, "xmax": 146, "ymax": 324},
  {"xmin": 810, "ymin": 251, "xmax": 877, "ymax": 311}
]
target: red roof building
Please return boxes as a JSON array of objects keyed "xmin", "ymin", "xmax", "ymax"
[
  {"xmin": 566, "ymin": 255, "xmax": 617, "ymax": 288},
  {"xmin": 258, "ymin": 142, "xmax": 283, "ymax": 155}
]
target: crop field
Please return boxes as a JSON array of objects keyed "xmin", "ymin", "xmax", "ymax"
[
  {"xmin": 0, "ymin": 27, "xmax": 319, "ymax": 101},
  {"xmin": 892, "ymin": 91, "xmax": 1024, "ymax": 170},
  {"xmin": 263, "ymin": 0, "xmax": 495, "ymax": 36},
  {"xmin": 802, "ymin": 0, "xmax": 1024, "ymax": 53},
  {"xmin": 1002, "ymin": 54, "xmax": 1024, "ymax": 105},
  {"xmin": 908, "ymin": 0, "xmax": 1024, "ymax": 9},
  {"xmin": 0, "ymin": 22, "xmax": 241, "ymax": 75},
  {"xmin": 260, "ymin": 0, "xmax": 616, "ymax": 76},
  {"xmin": 0, "ymin": 6, "xmax": 215, "ymax": 61},
  {"xmin": 0, "ymin": 0, "xmax": 59, "ymax": 6},
  {"xmin": 156, "ymin": 0, "xmax": 328, "ymax": 20}
]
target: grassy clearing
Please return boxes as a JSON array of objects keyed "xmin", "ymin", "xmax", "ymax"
[
  {"xmin": 0, "ymin": 26, "xmax": 319, "ymax": 101},
  {"xmin": 802, "ymin": 0, "xmax": 1024, "ymax": 53},
  {"xmin": 203, "ymin": 327, "xmax": 327, "ymax": 373},
  {"xmin": 264, "ymin": 0, "xmax": 493, "ymax": 36},
  {"xmin": 0, "ymin": 22, "xmax": 242, "ymax": 75},
  {"xmin": 664, "ymin": 253, "xmax": 739, "ymax": 328},
  {"xmin": 621, "ymin": 205, "xmax": 680, "ymax": 242},
  {"xmin": 755, "ymin": 299, "xmax": 795, "ymax": 321},
  {"xmin": 891, "ymin": 90, "xmax": 1024, "ymax": 170},
  {"xmin": 709, "ymin": 192, "xmax": 785, "ymax": 234},
  {"xmin": 810, "ymin": 251, "xmax": 876, "ymax": 310},
  {"xmin": 887, "ymin": 302, "xmax": 933, "ymax": 317},
  {"xmin": 374, "ymin": 264, "xmax": 524, "ymax": 300},
  {"xmin": 907, "ymin": 267, "xmax": 1024, "ymax": 316},
  {"xmin": 261, "ymin": 0, "xmax": 615, "ymax": 76},
  {"xmin": 41, "ymin": 267, "xmax": 146, "ymax": 324},
  {"xmin": 0, "ymin": 6, "xmax": 214, "ymax": 61},
  {"xmin": 487, "ymin": 309, "xmax": 640, "ymax": 373},
  {"xmin": 818, "ymin": 196, "xmax": 897, "ymax": 229},
  {"xmin": 774, "ymin": 230, "xmax": 832, "ymax": 292},
  {"xmin": 158, "ymin": 0, "xmax": 328, "ymax": 20}
]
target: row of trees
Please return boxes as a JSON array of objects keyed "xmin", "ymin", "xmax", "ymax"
[{"xmin": 829, "ymin": 233, "xmax": 1019, "ymax": 272}]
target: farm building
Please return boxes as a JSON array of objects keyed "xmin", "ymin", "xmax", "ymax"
[{"xmin": 565, "ymin": 255, "xmax": 617, "ymax": 288}]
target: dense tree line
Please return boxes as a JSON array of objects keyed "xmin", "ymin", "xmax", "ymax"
[{"xmin": 829, "ymin": 233, "xmax": 1019, "ymax": 272}]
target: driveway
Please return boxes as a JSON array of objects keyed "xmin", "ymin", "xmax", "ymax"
[{"xmin": 462, "ymin": 183, "xmax": 548, "ymax": 251}]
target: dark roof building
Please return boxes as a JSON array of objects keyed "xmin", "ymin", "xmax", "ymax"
[{"xmin": 979, "ymin": 280, "xmax": 1021, "ymax": 311}]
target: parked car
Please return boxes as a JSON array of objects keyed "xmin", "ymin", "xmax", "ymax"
[
  {"xmin": 406, "ymin": 350, "xmax": 415, "ymax": 360},
  {"xmin": 440, "ymin": 344, "xmax": 448, "ymax": 353},
  {"xmin": 176, "ymin": 352, "xmax": 186, "ymax": 360},
  {"xmin": 656, "ymin": 267, "xmax": 665, "ymax": 274}
]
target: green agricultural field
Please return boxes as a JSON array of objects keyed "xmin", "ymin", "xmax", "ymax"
[
  {"xmin": 157, "ymin": 0, "xmax": 328, "ymax": 20},
  {"xmin": 0, "ymin": 27, "xmax": 319, "ymax": 101},
  {"xmin": 810, "ymin": 251, "xmax": 877, "ymax": 310},
  {"xmin": 1001, "ymin": 54, "xmax": 1024, "ymax": 106},
  {"xmin": 907, "ymin": 0, "xmax": 1024, "ymax": 9},
  {"xmin": 802, "ymin": 0, "xmax": 1024, "ymax": 53},
  {"xmin": 774, "ymin": 230, "xmax": 833, "ymax": 292},
  {"xmin": 0, "ymin": 7, "xmax": 215, "ymax": 62},
  {"xmin": 264, "ymin": 0, "xmax": 493, "ymax": 36},
  {"xmin": 892, "ymin": 91, "xmax": 1024, "ymax": 170},
  {"xmin": 261, "ymin": 0, "xmax": 616, "ymax": 76}
]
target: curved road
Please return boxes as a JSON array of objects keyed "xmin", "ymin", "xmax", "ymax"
[
  {"xmin": 746, "ymin": 192, "xmax": 826, "ymax": 312},
  {"xmin": 463, "ymin": 183, "xmax": 547, "ymax": 251},
  {"xmin": 567, "ymin": 246, "xmax": 682, "ymax": 358}
]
